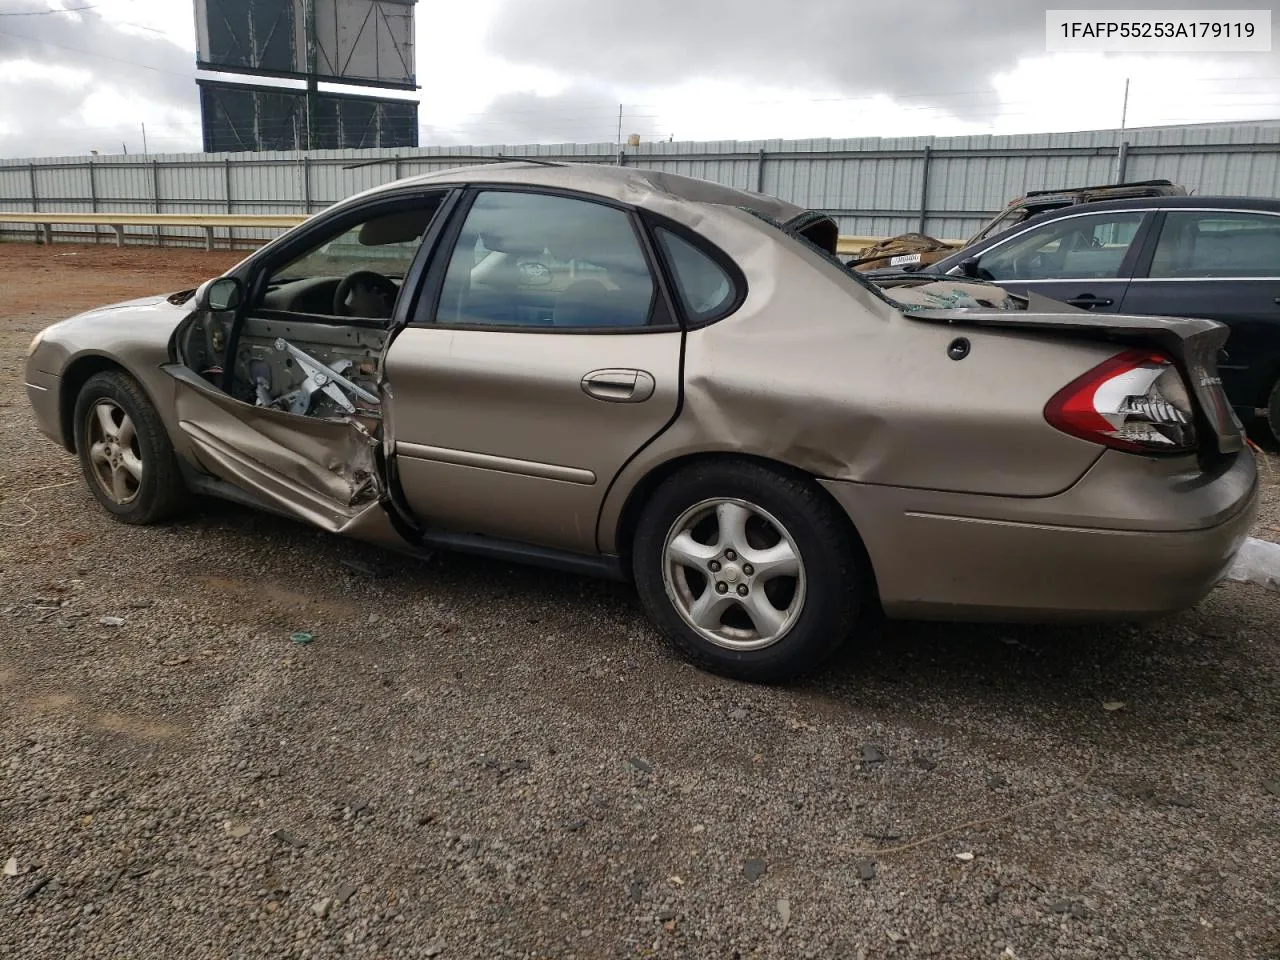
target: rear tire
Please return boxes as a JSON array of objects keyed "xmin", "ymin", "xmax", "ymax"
[
  {"xmin": 73, "ymin": 371, "xmax": 189, "ymax": 525},
  {"xmin": 632, "ymin": 460, "xmax": 863, "ymax": 682}
]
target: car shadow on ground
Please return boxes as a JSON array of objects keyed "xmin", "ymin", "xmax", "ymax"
[{"xmin": 179, "ymin": 496, "xmax": 1276, "ymax": 751}]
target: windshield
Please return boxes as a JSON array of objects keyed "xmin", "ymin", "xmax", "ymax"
[{"xmin": 970, "ymin": 206, "xmax": 1033, "ymax": 245}]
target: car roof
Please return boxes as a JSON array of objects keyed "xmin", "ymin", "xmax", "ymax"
[
  {"xmin": 928, "ymin": 193, "xmax": 1280, "ymax": 272},
  {"xmin": 365, "ymin": 160, "xmax": 809, "ymax": 224},
  {"xmin": 1010, "ymin": 194, "xmax": 1280, "ymax": 216},
  {"xmin": 1021, "ymin": 177, "xmax": 1178, "ymax": 199}
]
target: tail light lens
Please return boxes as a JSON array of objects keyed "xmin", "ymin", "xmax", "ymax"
[{"xmin": 1045, "ymin": 349, "xmax": 1197, "ymax": 453}]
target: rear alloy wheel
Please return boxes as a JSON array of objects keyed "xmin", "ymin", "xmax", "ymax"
[
  {"xmin": 1266, "ymin": 377, "xmax": 1280, "ymax": 447},
  {"xmin": 633, "ymin": 460, "xmax": 863, "ymax": 682},
  {"xmin": 664, "ymin": 498, "xmax": 806, "ymax": 651},
  {"xmin": 73, "ymin": 371, "xmax": 189, "ymax": 524}
]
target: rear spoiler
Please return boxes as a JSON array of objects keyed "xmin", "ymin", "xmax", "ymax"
[{"xmin": 905, "ymin": 301, "xmax": 1244, "ymax": 456}]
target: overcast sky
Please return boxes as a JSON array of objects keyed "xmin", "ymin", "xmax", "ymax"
[{"xmin": 0, "ymin": 0, "xmax": 1276, "ymax": 157}]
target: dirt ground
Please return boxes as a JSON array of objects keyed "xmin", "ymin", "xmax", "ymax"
[
  {"xmin": 0, "ymin": 244, "xmax": 246, "ymax": 321},
  {"xmin": 1, "ymin": 243, "xmax": 1278, "ymax": 960}
]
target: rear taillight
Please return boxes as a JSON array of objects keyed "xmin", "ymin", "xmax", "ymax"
[{"xmin": 1045, "ymin": 348, "xmax": 1197, "ymax": 453}]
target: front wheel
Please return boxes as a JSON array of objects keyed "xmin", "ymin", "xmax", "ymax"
[
  {"xmin": 72, "ymin": 370, "xmax": 189, "ymax": 525},
  {"xmin": 632, "ymin": 460, "xmax": 864, "ymax": 682}
]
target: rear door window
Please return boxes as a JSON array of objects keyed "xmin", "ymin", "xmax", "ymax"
[
  {"xmin": 430, "ymin": 191, "xmax": 659, "ymax": 329},
  {"xmin": 1148, "ymin": 211, "xmax": 1280, "ymax": 279}
]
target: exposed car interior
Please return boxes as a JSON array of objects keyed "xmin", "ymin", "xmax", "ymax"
[
  {"xmin": 231, "ymin": 317, "xmax": 386, "ymax": 423},
  {"xmin": 176, "ymin": 201, "xmax": 443, "ymax": 425}
]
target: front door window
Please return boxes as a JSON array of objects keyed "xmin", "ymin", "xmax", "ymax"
[
  {"xmin": 974, "ymin": 212, "xmax": 1145, "ymax": 282},
  {"xmin": 259, "ymin": 198, "xmax": 446, "ymax": 322}
]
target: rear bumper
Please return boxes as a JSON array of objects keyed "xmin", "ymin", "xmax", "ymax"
[
  {"xmin": 24, "ymin": 368, "xmax": 65, "ymax": 448},
  {"xmin": 823, "ymin": 449, "xmax": 1259, "ymax": 621}
]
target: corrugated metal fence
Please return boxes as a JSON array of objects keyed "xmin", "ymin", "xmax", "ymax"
[{"xmin": 2, "ymin": 119, "xmax": 1279, "ymax": 248}]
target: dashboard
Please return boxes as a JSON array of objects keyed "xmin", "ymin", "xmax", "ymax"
[{"xmin": 261, "ymin": 275, "xmax": 403, "ymax": 319}]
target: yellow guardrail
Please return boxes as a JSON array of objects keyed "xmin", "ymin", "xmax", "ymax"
[
  {"xmin": 0, "ymin": 211, "xmax": 963, "ymax": 257},
  {"xmin": 0, "ymin": 212, "xmax": 311, "ymax": 250}
]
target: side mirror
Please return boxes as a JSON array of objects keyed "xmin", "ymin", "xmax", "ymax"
[
  {"xmin": 957, "ymin": 257, "xmax": 981, "ymax": 279},
  {"xmin": 197, "ymin": 276, "xmax": 244, "ymax": 312}
]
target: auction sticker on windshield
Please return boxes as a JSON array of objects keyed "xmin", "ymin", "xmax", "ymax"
[{"xmin": 1046, "ymin": 10, "xmax": 1271, "ymax": 51}]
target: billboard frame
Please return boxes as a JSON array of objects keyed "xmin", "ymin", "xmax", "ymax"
[{"xmin": 194, "ymin": 0, "xmax": 418, "ymax": 92}]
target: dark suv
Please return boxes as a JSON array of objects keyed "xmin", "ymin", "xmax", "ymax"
[{"xmin": 921, "ymin": 196, "xmax": 1280, "ymax": 441}]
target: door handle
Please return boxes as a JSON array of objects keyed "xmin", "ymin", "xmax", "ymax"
[
  {"xmin": 581, "ymin": 368, "xmax": 656, "ymax": 403},
  {"xmin": 1065, "ymin": 294, "xmax": 1114, "ymax": 308}
]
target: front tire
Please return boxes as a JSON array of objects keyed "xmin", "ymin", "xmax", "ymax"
[
  {"xmin": 73, "ymin": 370, "xmax": 188, "ymax": 525},
  {"xmin": 632, "ymin": 460, "xmax": 864, "ymax": 682}
]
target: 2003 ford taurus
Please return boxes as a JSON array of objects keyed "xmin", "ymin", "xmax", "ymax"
[{"xmin": 23, "ymin": 162, "xmax": 1259, "ymax": 681}]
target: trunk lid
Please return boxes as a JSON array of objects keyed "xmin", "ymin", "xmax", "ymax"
[{"xmin": 904, "ymin": 296, "xmax": 1244, "ymax": 456}]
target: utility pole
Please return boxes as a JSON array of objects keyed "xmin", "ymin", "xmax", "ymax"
[
  {"xmin": 616, "ymin": 104, "xmax": 623, "ymax": 145},
  {"xmin": 1120, "ymin": 77, "xmax": 1130, "ymax": 130},
  {"xmin": 305, "ymin": 0, "xmax": 319, "ymax": 150},
  {"xmin": 141, "ymin": 123, "xmax": 148, "ymax": 155}
]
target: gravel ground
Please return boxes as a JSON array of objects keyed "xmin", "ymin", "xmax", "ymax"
[{"xmin": 2, "ymin": 243, "xmax": 1278, "ymax": 960}]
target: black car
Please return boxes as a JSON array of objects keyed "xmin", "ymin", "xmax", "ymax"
[{"xmin": 902, "ymin": 196, "xmax": 1280, "ymax": 441}]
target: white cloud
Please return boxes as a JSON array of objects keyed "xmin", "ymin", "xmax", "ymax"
[
  {"xmin": 0, "ymin": 0, "xmax": 1276, "ymax": 157},
  {"xmin": 991, "ymin": 53, "xmax": 1280, "ymax": 130},
  {"xmin": 92, "ymin": 0, "xmax": 197, "ymax": 45}
]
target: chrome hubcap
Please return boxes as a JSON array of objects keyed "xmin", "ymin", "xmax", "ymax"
[
  {"xmin": 662, "ymin": 498, "xmax": 806, "ymax": 652},
  {"xmin": 86, "ymin": 401, "xmax": 143, "ymax": 505}
]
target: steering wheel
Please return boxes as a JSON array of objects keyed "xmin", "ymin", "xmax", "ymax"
[{"xmin": 333, "ymin": 270, "xmax": 399, "ymax": 318}]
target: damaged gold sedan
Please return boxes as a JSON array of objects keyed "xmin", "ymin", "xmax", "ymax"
[{"xmin": 24, "ymin": 163, "xmax": 1258, "ymax": 681}]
